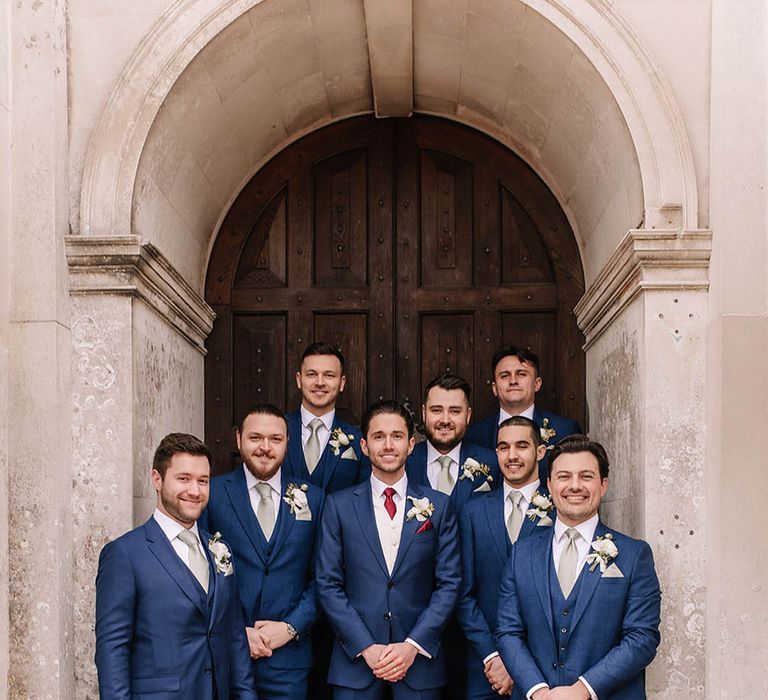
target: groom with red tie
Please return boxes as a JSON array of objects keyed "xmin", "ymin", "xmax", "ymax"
[{"xmin": 316, "ymin": 400, "xmax": 461, "ymax": 699}]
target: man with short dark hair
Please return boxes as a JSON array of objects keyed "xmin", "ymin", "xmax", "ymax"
[
  {"xmin": 466, "ymin": 346, "xmax": 581, "ymax": 484},
  {"xmin": 495, "ymin": 435, "xmax": 661, "ymax": 700},
  {"xmin": 286, "ymin": 342, "xmax": 365, "ymax": 492},
  {"xmin": 201, "ymin": 404, "xmax": 324, "ymax": 699},
  {"xmin": 95, "ymin": 433, "xmax": 257, "ymax": 700},
  {"xmin": 457, "ymin": 416, "xmax": 552, "ymax": 698},
  {"xmin": 316, "ymin": 400, "xmax": 461, "ymax": 699}
]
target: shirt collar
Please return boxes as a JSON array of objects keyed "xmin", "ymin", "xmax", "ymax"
[
  {"xmin": 554, "ymin": 513, "xmax": 599, "ymax": 545},
  {"xmin": 300, "ymin": 405, "xmax": 335, "ymax": 431},
  {"xmin": 153, "ymin": 507, "xmax": 202, "ymax": 544},
  {"xmin": 426, "ymin": 441, "xmax": 462, "ymax": 467},
  {"xmin": 498, "ymin": 404, "xmax": 535, "ymax": 423},
  {"xmin": 370, "ymin": 472, "xmax": 408, "ymax": 501},
  {"xmin": 243, "ymin": 464, "xmax": 283, "ymax": 494},
  {"xmin": 502, "ymin": 478, "xmax": 541, "ymax": 504}
]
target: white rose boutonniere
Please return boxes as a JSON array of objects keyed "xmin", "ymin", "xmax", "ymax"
[
  {"xmin": 526, "ymin": 490, "xmax": 554, "ymax": 526},
  {"xmin": 459, "ymin": 457, "xmax": 493, "ymax": 483},
  {"xmin": 208, "ymin": 532, "xmax": 234, "ymax": 576},
  {"xmin": 405, "ymin": 495, "xmax": 435, "ymax": 522},
  {"xmin": 540, "ymin": 418, "xmax": 557, "ymax": 448},
  {"xmin": 283, "ymin": 483, "xmax": 312, "ymax": 521},
  {"xmin": 329, "ymin": 427, "xmax": 355, "ymax": 456},
  {"xmin": 585, "ymin": 533, "xmax": 619, "ymax": 573}
]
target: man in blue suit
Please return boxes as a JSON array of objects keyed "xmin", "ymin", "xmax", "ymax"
[
  {"xmin": 285, "ymin": 342, "xmax": 365, "ymax": 493},
  {"xmin": 200, "ymin": 404, "xmax": 324, "ymax": 699},
  {"xmin": 466, "ymin": 347, "xmax": 581, "ymax": 485},
  {"xmin": 95, "ymin": 433, "xmax": 257, "ymax": 700},
  {"xmin": 495, "ymin": 435, "xmax": 661, "ymax": 700},
  {"xmin": 406, "ymin": 373, "xmax": 499, "ymax": 700},
  {"xmin": 316, "ymin": 400, "xmax": 461, "ymax": 699},
  {"xmin": 458, "ymin": 416, "xmax": 552, "ymax": 698}
]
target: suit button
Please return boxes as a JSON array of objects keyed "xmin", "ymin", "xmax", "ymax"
[
  {"xmin": 552, "ymin": 662, "xmax": 557, "ymax": 669},
  {"xmin": 204, "ymin": 667, "xmax": 212, "ymax": 674},
  {"xmin": 560, "ymin": 645, "xmax": 566, "ymax": 652},
  {"xmin": 208, "ymin": 600, "xmax": 213, "ymax": 608},
  {"xmin": 561, "ymin": 628, "xmax": 568, "ymax": 634},
  {"xmin": 383, "ymin": 612, "xmax": 393, "ymax": 621},
  {"xmin": 559, "ymin": 662, "xmax": 564, "ymax": 668},
  {"xmin": 562, "ymin": 609, "xmax": 569, "ymax": 615},
  {"xmin": 387, "ymin": 581, "xmax": 394, "ymax": 589},
  {"xmin": 264, "ymin": 568, "xmax": 270, "ymax": 576}
]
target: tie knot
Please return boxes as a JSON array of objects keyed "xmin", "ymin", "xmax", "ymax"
[
  {"xmin": 437, "ymin": 455, "xmax": 452, "ymax": 469},
  {"xmin": 509, "ymin": 490, "xmax": 523, "ymax": 506},
  {"xmin": 255, "ymin": 482, "xmax": 272, "ymax": 499},
  {"xmin": 177, "ymin": 529, "xmax": 198, "ymax": 548},
  {"xmin": 564, "ymin": 527, "xmax": 580, "ymax": 543},
  {"xmin": 309, "ymin": 417, "xmax": 324, "ymax": 434},
  {"xmin": 383, "ymin": 487, "xmax": 396, "ymax": 499}
]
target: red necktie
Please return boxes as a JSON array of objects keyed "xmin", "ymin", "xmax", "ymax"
[{"xmin": 383, "ymin": 487, "xmax": 397, "ymax": 520}]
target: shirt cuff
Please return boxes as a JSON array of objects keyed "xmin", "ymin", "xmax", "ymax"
[
  {"xmin": 526, "ymin": 683, "xmax": 549, "ymax": 699},
  {"xmin": 405, "ymin": 638, "xmax": 432, "ymax": 659},
  {"xmin": 578, "ymin": 676, "xmax": 598, "ymax": 700},
  {"xmin": 482, "ymin": 651, "xmax": 500, "ymax": 665}
]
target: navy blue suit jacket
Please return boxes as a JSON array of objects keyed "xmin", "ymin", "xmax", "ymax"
[
  {"xmin": 285, "ymin": 410, "xmax": 367, "ymax": 492},
  {"xmin": 94, "ymin": 517, "xmax": 257, "ymax": 700},
  {"xmin": 465, "ymin": 408, "xmax": 582, "ymax": 484},
  {"xmin": 495, "ymin": 522, "xmax": 661, "ymax": 699},
  {"xmin": 316, "ymin": 480, "xmax": 461, "ymax": 690},
  {"xmin": 406, "ymin": 440, "xmax": 500, "ymax": 514},
  {"xmin": 200, "ymin": 467, "xmax": 324, "ymax": 670},
  {"xmin": 457, "ymin": 485, "xmax": 553, "ymax": 666}
]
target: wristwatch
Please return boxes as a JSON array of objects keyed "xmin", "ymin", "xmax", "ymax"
[{"xmin": 285, "ymin": 622, "xmax": 299, "ymax": 641}]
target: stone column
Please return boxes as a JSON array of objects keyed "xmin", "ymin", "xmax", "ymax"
[
  {"xmin": 575, "ymin": 229, "xmax": 711, "ymax": 700},
  {"xmin": 66, "ymin": 235, "xmax": 214, "ymax": 699},
  {"xmin": 7, "ymin": 0, "xmax": 73, "ymax": 696}
]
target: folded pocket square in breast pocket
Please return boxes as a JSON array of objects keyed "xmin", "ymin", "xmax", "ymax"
[
  {"xmin": 340, "ymin": 446, "xmax": 358, "ymax": 461},
  {"xmin": 473, "ymin": 481, "xmax": 491, "ymax": 493},
  {"xmin": 602, "ymin": 563, "xmax": 624, "ymax": 578},
  {"xmin": 416, "ymin": 520, "xmax": 434, "ymax": 534}
]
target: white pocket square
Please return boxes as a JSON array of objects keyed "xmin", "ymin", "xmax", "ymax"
[
  {"xmin": 602, "ymin": 563, "xmax": 624, "ymax": 578},
  {"xmin": 340, "ymin": 446, "xmax": 358, "ymax": 461},
  {"xmin": 473, "ymin": 481, "xmax": 491, "ymax": 493}
]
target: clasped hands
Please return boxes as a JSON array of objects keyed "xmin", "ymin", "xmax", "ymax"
[
  {"xmin": 246, "ymin": 620, "xmax": 294, "ymax": 659},
  {"xmin": 531, "ymin": 681, "xmax": 591, "ymax": 700},
  {"xmin": 362, "ymin": 642, "xmax": 418, "ymax": 682},
  {"xmin": 484, "ymin": 656, "xmax": 514, "ymax": 696}
]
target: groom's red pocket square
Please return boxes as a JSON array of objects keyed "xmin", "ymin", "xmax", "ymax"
[{"xmin": 416, "ymin": 520, "xmax": 433, "ymax": 534}]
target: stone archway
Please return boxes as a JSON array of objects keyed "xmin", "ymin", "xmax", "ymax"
[{"xmin": 68, "ymin": 1, "xmax": 709, "ymax": 698}]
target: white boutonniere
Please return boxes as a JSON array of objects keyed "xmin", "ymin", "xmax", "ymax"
[
  {"xmin": 208, "ymin": 532, "xmax": 234, "ymax": 576},
  {"xmin": 405, "ymin": 495, "xmax": 435, "ymax": 522},
  {"xmin": 526, "ymin": 490, "xmax": 554, "ymax": 526},
  {"xmin": 459, "ymin": 457, "xmax": 493, "ymax": 483},
  {"xmin": 585, "ymin": 533, "xmax": 619, "ymax": 573},
  {"xmin": 540, "ymin": 418, "xmax": 557, "ymax": 448},
  {"xmin": 329, "ymin": 427, "xmax": 355, "ymax": 456},
  {"xmin": 283, "ymin": 482, "xmax": 312, "ymax": 521}
]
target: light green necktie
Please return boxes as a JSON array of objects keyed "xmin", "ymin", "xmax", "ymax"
[
  {"xmin": 304, "ymin": 418, "xmax": 324, "ymax": 474},
  {"xmin": 255, "ymin": 482, "xmax": 275, "ymax": 540},
  {"xmin": 506, "ymin": 490, "xmax": 524, "ymax": 543},
  {"xmin": 436, "ymin": 455, "xmax": 454, "ymax": 494},
  {"xmin": 177, "ymin": 529, "xmax": 209, "ymax": 593},
  {"xmin": 557, "ymin": 527, "xmax": 581, "ymax": 597}
]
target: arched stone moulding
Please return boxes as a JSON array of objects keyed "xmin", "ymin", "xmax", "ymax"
[{"xmin": 79, "ymin": 0, "xmax": 699, "ymax": 273}]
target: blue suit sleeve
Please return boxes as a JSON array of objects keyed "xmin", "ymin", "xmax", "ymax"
[
  {"xmin": 94, "ymin": 540, "xmax": 135, "ymax": 700},
  {"xmin": 315, "ymin": 495, "xmax": 378, "ymax": 658},
  {"xmin": 581, "ymin": 541, "xmax": 661, "ymax": 697},
  {"xmin": 405, "ymin": 499, "xmax": 461, "ymax": 655},
  {"xmin": 284, "ymin": 490, "xmax": 325, "ymax": 636},
  {"xmin": 456, "ymin": 504, "xmax": 497, "ymax": 661},
  {"xmin": 495, "ymin": 545, "xmax": 548, "ymax": 694},
  {"xmin": 226, "ymin": 568, "xmax": 259, "ymax": 699}
]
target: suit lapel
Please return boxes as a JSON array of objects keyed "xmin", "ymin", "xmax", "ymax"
[
  {"xmin": 144, "ymin": 518, "xmax": 206, "ymax": 616},
  {"xmin": 519, "ymin": 485, "xmax": 550, "ymax": 539},
  {"xmin": 201, "ymin": 529, "xmax": 221, "ymax": 629},
  {"xmin": 391, "ymin": 484, "xmax": 424, "ymax": 577},
  {"xmin": 223, "ymin": 469, "xmax": 268, "ymax": 565},
  {"xmin": 287, "ymin": 412, "xmax": 311, "ymax": 480},
  {"xmin": 484, "ymin": 486, "xmax": 510, "ymax": 560},
  {"xmin": 533, "ymin": 530, "xmax": 556, "ymax": 641},
  {"xmin": 405, "ymin": 443, "xmax": 429, "ymax": 487},
  {"xmin": 352, "ymin": 482, "xmax": 390, "ymax": 577},
  {"xmin": 319, "ymin": 416, "xmax": 345, "ymax": 489},
  {"xmin": 268, "ymin": 472, "xmax": 296, "ymax": 559},
  {"xmin": 569, "ymin": 521, "xmax": 608, "ymax": 634}
]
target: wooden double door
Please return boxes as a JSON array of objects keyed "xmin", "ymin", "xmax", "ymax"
[{"xmin": 205, "ymin": 116, "xmax": 585, "ymax": 473}]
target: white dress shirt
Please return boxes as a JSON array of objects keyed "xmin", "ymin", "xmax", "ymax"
[
  {"xmin": 425, "ymin": 442, "xmax": 462, "ymax": 492},
  {"xmin": 526, "ymin": 513, "xmax": 600, "ymax": 700},
  {"xmin": 153, "ymin": 508, "xmax": 207, "ymax": 569},
  {"xmin": 300, "ymin": 405, "xmax": 334, "ymax": 453},
  {"xmin": 369, "ymin": 473, "xmax": 431, "ymax": 659},
  {"xmin": 498, "ymin": 404, "xmax": 535, "ymax": 423},
  {"xmin": 243, "ymin": 464, "xmax": 282, "ymax": 520}
]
